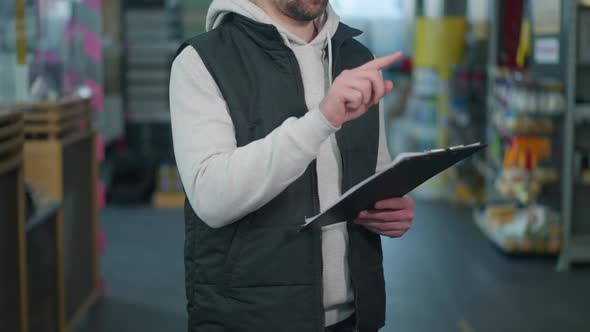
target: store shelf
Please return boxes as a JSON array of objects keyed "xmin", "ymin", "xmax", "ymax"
[
  {"xmin": 491, "ymin": 111, "xmax": 557, "ymax": 136},
  {"xmin": 127, "ymin": 111, "xmax": 171, "ymax": 124},
  {"xmin": 575, "ymin": 104, "xmax": 590, "ymax": 123},
  {"xmin": 491, "ymin": 96, "xmax": 566, "ymax": 117},
  {"xmin": 493, "ymin": 123, "xmax": 555, "ymax": 136},
  {"xmin": 127, "ymin": 69, "xmax": 170, "ymax": 83},
  {"xmin": 127, "ymin": 85, "xmax": 169, "ymax": 98},
  {"xmin": 128, "ymin": 100, "xmax": 169, "ymax": 114},
  {"xmin": 127, "ymin": 54, "xmax": 174, "ymax": 67},
  {"xmin": 481, "ymin": 0, "xmax": 590, "ymax": 269}
]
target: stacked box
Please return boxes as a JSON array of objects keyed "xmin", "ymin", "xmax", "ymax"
[{"xmin": 152, "ymin": 163, "xmax": 185, "ymax": 208}]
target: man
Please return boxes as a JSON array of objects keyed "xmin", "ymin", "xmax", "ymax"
[{"xmin": 169, "ymin": 1, "xmax": 415, "ymax": 331}]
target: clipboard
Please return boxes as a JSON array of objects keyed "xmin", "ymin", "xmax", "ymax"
[{"xmin": 302, "ymin": 142, "xmax": 487, "ymax": 229}]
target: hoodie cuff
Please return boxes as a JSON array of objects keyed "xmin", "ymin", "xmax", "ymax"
[
  {"xmin": 306, "ymin": 105, "xmax": 340, "ymax": 136},
  {"xmin": 288, "ymin": 106, "xmax": 340, "ymax": 157},
  {"xmin": 315, "ymin": 106, "xmax": 341, "ymax": 131}
]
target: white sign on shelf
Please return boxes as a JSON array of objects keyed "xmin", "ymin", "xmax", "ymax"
[{"xmin": 534, "ymin": 38, "xmax": 560, "ymax": 64}]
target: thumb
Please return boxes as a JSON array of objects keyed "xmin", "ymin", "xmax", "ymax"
[{"xmin": 385, "ymin": 80, "xmax": 394, "ymax": 94}]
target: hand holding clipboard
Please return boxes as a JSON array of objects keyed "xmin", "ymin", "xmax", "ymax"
[{"xmin": 302, "ymin": 142, "xmax": 487, "ymax": 229}]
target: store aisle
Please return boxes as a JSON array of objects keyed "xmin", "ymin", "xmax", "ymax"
[
  {"xmin": 78, "ymin": 207, "xmax": 188, "ymax": 332},
  {"xmin": 382, "ymin": 201, "xmax": 589, "ymax": 332},
  {"xmin": 78, "ymin": 201, "xmax": 590, "ymax": 332}
]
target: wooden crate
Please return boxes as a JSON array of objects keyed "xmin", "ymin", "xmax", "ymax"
[
  {"xmin": 22, "ymin": 99, "xmax": 100, "ymax": 332},
  {"xmin": 0, "ymin": 111, "xmax": 27, "ymax": 332},
  {"xmin": 22, "ymin": 98, "xmax": 92, "ymax": 140}
]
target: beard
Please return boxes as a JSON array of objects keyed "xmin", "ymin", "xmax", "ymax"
[{"xmin": 274, "ymin": 0, "xmax": 329, "ymax": 21}]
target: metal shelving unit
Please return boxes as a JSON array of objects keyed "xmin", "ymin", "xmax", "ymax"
[
  {"xmin": 483, "ymin": 0, "xmax": 590, "ymax": 267},
  {"xmin": 124, "ymin": 9, "xmax": 179, "ymax": 123},
  {"xmin": 558, "ymin": 0, "xmax": 590, "ymax": 271}
]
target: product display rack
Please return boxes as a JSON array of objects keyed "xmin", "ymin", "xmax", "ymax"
[
  {"xmin": 481, "ymin": 0, "xmax": 590, "ymax": 268},
  {"xmin": 558, "ymin": 0, "xmax": 590, "ymax": 270}
]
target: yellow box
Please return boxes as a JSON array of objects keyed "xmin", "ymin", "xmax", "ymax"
[{"xmin": 414, "ymin": 17, "xmax": 467, "ymax": 78}]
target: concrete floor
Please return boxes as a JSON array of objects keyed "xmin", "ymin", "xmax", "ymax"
[{"xmin": 77, "ymin": 201, "xmax": 590, "ymax": 332}]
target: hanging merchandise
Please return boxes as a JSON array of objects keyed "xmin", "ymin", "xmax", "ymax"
[
  {"xmin": 499, "ymin": 0, "xmax": 526, "ymax": 68},
  {"xmin": 516, "ymin": 0, "xmax": 532, "ymax": 68}
]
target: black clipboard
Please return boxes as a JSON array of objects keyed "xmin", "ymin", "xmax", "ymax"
[{"xmin": 302, "ymin": 142, "xmax": 486, "ymax": 229}]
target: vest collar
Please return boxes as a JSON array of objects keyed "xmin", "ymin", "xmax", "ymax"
[
  {"xmin": 227, "ymin": 13, "xmax": 363, "ymax": 51},
  {"xmin": 331, "ymin": 22, "xmax": 363, "ymax": 49}
]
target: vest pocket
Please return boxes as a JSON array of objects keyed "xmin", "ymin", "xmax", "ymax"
[
  {"xmin": 226, "ymin": 224, "xmax": 314, "ymax": 288},
  {"xmin": 216, "ymin": 214, "xmax": 254, "ymax": 291}
]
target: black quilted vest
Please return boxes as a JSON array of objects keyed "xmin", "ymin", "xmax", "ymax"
[{"xmin": 177, "ymin": 13, "xmax": 384, "ymax": 332}]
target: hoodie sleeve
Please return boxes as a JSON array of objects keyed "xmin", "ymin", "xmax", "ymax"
[{"xmin": 170, "ymin": 46, "xmax": 338, "ymax": 228}]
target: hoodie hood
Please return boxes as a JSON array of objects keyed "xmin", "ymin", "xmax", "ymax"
[{"xmin": 206, "ymin": 0, "xmax": 340, "ymax": 47}]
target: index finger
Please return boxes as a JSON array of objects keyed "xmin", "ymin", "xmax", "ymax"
[{"xmin": 359, "ymin": 52, "xmax": 403, "ymax": 71}]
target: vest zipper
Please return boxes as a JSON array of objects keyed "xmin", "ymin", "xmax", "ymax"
[
  {"xmin": 334, "ymin": 49, "xmax": 361, "ymax": 330},
  {"xmin": 281, "ymin": 43, "xmax": 325, "ymax": 331},
  {"xmin": 342, "ymin": 150, "xmax": 361, "ymax": 332},
  {"xmin": 349, "ymin": 228, "xmax": 360, "ymax": 332},
  {"xmin": 310, "ymin": 160, "xmax": 324, "ymax": 331}
]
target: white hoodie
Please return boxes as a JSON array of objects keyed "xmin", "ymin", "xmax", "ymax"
[{"xmin": 169, "ymin": 0, "xmax": 391, "ymax": 326}]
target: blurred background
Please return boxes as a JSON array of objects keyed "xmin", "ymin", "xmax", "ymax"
[{"xmin": 1, "ymin": 0, "xmax": 590, "ymax": 331}]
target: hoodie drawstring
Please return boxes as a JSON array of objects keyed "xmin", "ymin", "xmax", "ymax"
[
  {"xmin": 327, "ymin": 31, "xmax": 333, "ymax": 86},
  {"xmin": 281, "ymin": 32, "xmax": 292, "ymax": 48}
]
